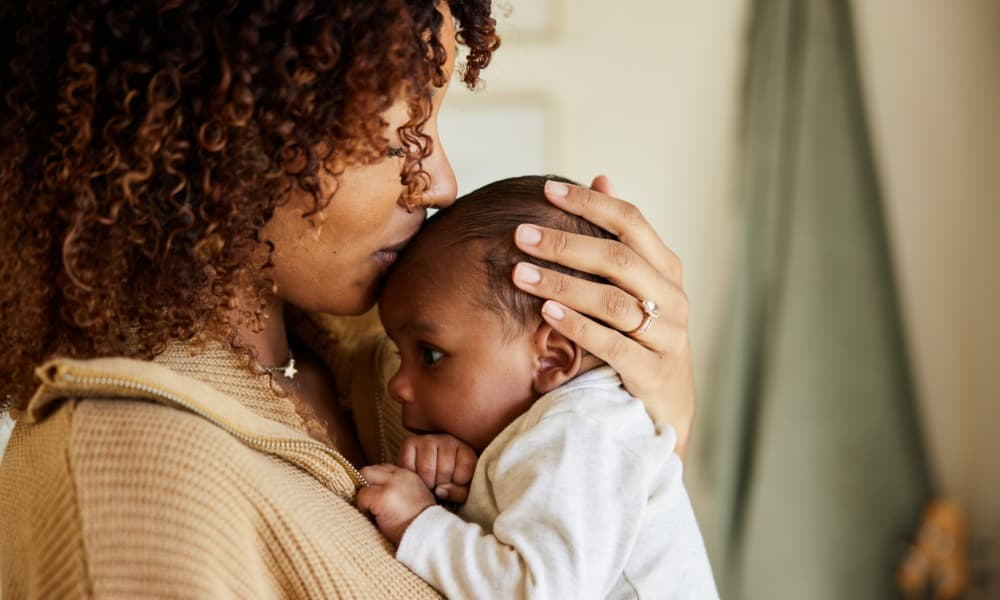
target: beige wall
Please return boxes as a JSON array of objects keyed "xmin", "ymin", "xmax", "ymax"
[
  {"xmin": 445, "ymin": 0, "xmax": 999, "ymax": 590},
  {"xmin": 853, "ymin": 1, "xmax": 1000, "ymax": 590}
]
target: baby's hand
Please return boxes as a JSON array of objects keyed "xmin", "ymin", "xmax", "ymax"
[
  {"xmin": 397, "ymin": 433, "xmax": 478, "ymax": 503},
  {"xmin": 357, "ymin": 464, "xmax": 436, "ymax": 546}
]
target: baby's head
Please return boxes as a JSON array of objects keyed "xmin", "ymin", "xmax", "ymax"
[{"xmin": 378, "ymin": 175, "xmax": 615, "ymax": 451}]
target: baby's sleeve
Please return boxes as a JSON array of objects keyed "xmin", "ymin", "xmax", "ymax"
[{"xmin": 396, "ymin": 407, "xmax": 648, "ymax": 599}]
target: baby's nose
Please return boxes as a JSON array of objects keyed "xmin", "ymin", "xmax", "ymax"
[{"xmin": 387, "ymin": 371, "xmax": 414, "ymax": 405}]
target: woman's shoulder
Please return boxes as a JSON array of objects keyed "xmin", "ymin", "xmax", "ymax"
[
  {"xmin": 1, "ymin": 357, "xmax": 441, "ymax": 598},
  {"xmin": 72, "ymin": 393, "xmax": 253, "ymax": 475},
  {"xmin": 6, "ymin": 377, "xmax": 277, "ymax": 507},
  {"xmin": 13, "ymin": 354, "xmax": 360, "ymax": 497},
  {"xmin": 2, "ymin": 394, "xmax": 438, "ymax": 598}
]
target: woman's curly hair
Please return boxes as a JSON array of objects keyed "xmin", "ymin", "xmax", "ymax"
[{"xmin": 0, "ymin": 0, "xmax": 499, "ymax": 408}]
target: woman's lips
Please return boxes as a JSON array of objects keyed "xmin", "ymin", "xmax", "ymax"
[
  {"xmin": 373, "ymin": 249, "xmax": 400, "ymax": 271},
  {"xmin": 374, "ymin": 231, "xmax": 419, "ymax": 272}
]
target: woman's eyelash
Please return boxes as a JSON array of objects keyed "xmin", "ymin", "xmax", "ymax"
[{"xmin": 387, "ymin": 146, "xmax": 405, "ymax": 158}]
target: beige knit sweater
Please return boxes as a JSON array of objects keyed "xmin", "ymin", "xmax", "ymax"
[{"xmin": 0, "ymin": 312, "xmax": 437, "ymax": 598}]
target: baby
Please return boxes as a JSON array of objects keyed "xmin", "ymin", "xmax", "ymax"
[{"xmin": 357, "ymin": 175, "xmax": 718, "ymax": 599}]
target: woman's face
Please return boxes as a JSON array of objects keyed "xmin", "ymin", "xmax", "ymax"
[{"xmin": 262, "ymin": 6, "xmax": 458, "ymax": 315}]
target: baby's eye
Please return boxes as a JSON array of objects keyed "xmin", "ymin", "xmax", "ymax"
[
  {"xmin": 420, "ymin": 346, "xmax": 445, "ymax": 366},
  {"xmin": 387, "ymin": 146, "xmax": 405, "ymax": 158}
]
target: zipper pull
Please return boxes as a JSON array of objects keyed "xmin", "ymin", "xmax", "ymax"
[{"xmin": 35, "ymin": 361, "xmax": 74, "ymax": 387}]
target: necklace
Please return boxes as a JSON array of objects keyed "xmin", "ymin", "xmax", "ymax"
[{"xmin": 263, "ymin": 348, "xmax": 298, "ymax": 380}]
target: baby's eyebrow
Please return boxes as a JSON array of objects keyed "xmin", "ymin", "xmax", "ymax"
[{"xmin": 401, "ymin": 319, "xmax": 440, "ymax": 335}]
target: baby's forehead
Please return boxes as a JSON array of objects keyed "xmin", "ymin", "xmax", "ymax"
[
  {"xmin": 397, "ymin": 226, "xmax": 487, "ymax": 278},
  {"xmin": 381, "ymin": 240, "xmax": 485, "ymax": 305}
]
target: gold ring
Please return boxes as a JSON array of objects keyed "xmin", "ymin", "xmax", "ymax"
[{"xmin": 627, "ymin": 299, "xmax": 660, "ymax": 337}]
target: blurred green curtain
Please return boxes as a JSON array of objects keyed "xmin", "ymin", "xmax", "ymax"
[{"xmin": 697, "ymin": 0, "xmax": 931, "ymax": 598}]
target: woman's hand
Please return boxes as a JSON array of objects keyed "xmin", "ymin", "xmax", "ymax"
[{"xmin": 512, "ymin": 176, "xmax": 695, "ymax": 460}]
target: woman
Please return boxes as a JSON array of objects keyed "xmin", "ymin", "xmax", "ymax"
[{"xmin": 0, "ymin": 0, "xmax": 696, "ymax": 597}]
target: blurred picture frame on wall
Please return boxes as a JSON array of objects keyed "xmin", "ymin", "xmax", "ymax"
[{"xmin": 495, "ymin": 0, "xmax": 563, "ymax": 41}]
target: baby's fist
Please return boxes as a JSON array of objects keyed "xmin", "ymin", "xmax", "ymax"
[
  {"xmin": 357, "ymin": 464, "xmax": 436, "ymax": 545},
  {"xmin": 397, "ymin": 433, "xmax": 478, "ymax": 503}
]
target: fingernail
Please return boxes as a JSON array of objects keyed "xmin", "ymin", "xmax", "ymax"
[
  {"xmin": 542, "ymin": 301, "xmax": 565, "ymax": 320},
  {"xmin": 545, "ymin": 180, "xmax": 569, "ymax": 198},
  {"xmin": 435, "ymin": 487, "xmax": 447, "ymax": 499},
  {"xmin": 516, "ymin": 224, "xmax": 542, "ymax": 245},
  {"xmin": 514, "ymin": 263, "xmax": 541, "ymax": 284}
]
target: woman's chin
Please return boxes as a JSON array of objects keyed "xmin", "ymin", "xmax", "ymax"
[
  {"xmin": 289, "ymin": 283, "xmax": 378, "ymax": 317},
  {"xmin": 327, "ymin": 288, "xmax": 378, "ymax": 316},
  {"xmin": 280, "ymin": 261, "xmax": 385, "ymax": 316}
]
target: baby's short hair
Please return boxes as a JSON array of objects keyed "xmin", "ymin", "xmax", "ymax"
[{"xmin": 394, "ymin": 175, "xmax": 616, "ymax": 337}]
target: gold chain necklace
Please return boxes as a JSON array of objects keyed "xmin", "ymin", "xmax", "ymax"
[{"xmin": 262, "ymin": 349, "xmax": 298, "ymax": 380}]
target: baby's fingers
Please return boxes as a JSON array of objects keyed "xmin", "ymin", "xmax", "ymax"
[
  {"xmin": 414, "ymin": 444, "xmax": 439, "ymax": 490},
  {"xmin": 397, "ymin": 438, "xmax": 417, "ymax": 472},
  {"xmin": 452, "ymin": 446, "xmax": 477, "ymax": 486},
  {"xmin": 359, "ymin": 464, "xmax": 394, "ymax": 486},
  {"xmin": 434, "ymin": 446, "xmax": 457, "ymax": 488},
  {"xmin": 434, "ymin": 483, "xmax": 470, "ymax": 504},
  {"xmin": 356, "ymin": 485, "xmax": 379, "ymax": 515}
]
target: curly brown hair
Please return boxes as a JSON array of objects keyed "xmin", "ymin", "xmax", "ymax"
[{"xmin": 0, "ymin": 0, "xmax": 499, "ymax": 408}]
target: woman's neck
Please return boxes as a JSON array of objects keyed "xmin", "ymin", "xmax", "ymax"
[{"xmin": 231, "ymin": 296, "xmax": 292, "ymax": 368}]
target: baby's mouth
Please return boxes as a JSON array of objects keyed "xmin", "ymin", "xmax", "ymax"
[{"xmin": 401, "ymin": 415, "xmax": 435, "ymax": 435}]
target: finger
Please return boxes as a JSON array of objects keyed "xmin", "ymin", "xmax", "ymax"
[
  {"xmin": 397, "ymin": 438, "xmax": 417, "ymax": 471},
  {"xmin": 539, "ymin": 300, "xmax": 657, "ymax": 385},
  {"xmin": 359, "ymin": 464, "xmax": 395, "ymax": 486},
  {"xmin": 415, "ymin": 445, "xmax": 438, "ymax": 490},
  {"xmin": 451, "ymin": 449, "xmax": 477, "ymax": 486},
  {"xmin": 512, "ymin": 261, "xmax": 687, "ymax": 345},
  {"xmin": 540, "ymin": 180, "xmax": 682, "ymax": 284},
  {"xmin": 514, "ymin": 224, "xmax": 665, "ymax": 298},
  {"xmin": 589, "ymin": 174, "xmax": 616, "ymax": 197},
  {"xmin": 434, "ymin": 446, "xmax": 456, "ymax": 488},
  {"xmin": 356, "ymin": 486, "xmax": 374, "ymax": 514},
  {"xmin": 434, "ymin": 483, "xmax": 470, "ymax": 504}
]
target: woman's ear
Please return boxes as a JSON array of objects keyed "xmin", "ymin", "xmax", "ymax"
[{"xmin": 531, "ymin": 322, "xmax": 583, "ymax": 395}]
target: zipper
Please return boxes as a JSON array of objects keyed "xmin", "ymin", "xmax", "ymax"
[{"xmin": 54, "ymin": 366, "xmax": 368, "ymax": 488}]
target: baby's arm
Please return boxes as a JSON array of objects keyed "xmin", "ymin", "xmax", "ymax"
[{"xmin": 392, "ymin": 412, "xmax": 650, "ymax": 599}]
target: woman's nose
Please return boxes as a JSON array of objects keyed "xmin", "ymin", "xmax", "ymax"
[
  {"xmin": 420, "ymin": 139, "xmax": 457, "ymax": 209},
  {"xmin": 387, "ymin": 370, "xmax": 414, "ymax": 406}
]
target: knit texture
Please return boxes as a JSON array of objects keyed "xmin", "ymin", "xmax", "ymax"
[
  {"xmin": 290, "ymin": 308, "xmax": 410, "ymax": 465},
  {"xmin": 0, "ymin": 327, "xmax": 439, "ymax": 598}
]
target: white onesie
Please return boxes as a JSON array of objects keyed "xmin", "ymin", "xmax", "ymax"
[{"xmin": 396, "ymin": 366, "xmax": 719, "ymax": 599}]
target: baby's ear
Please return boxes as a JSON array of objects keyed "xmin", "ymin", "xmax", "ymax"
[{"xmin": 531, "ymin": 322, "xmax": 583, "ymax": 395}]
